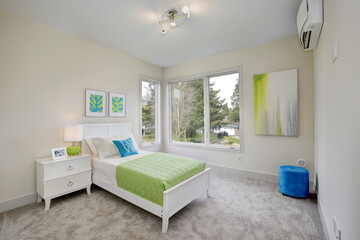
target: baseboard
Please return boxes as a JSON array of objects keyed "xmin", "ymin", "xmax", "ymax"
[
  {"xmin": 0, "ymin": 192, "xmax": 37, "ymax": 213},
  {"xmin": 207, "ymin": 164, "xmax": 315, "ymax": 193},
  {"xmin": 208, "ymin": 164, "xmax": 278, "ymax": 182},
  {"xmin": 318, "ymin": 200, "xmax": 331, "ymax": 240}
]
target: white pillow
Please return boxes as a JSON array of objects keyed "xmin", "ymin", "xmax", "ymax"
[
  {"xmin": 92, "ymin": 137, "xmax": 120, "ymax": 159},
  {"xmin": 85, "ymin": 138, "xmax": 99, "ymax": 158},
  {"xmin": 114, "ymin": 134, "xmax": 140, "ymax": 152}
]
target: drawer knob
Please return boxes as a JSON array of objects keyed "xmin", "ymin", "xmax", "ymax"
[
  {"xmin": 67, "ymin": 181, "xmax": 73, "ymax": 187},
  {"xmin": 67, "ymin": 165, "xmax": 73, "ymax": 171}
]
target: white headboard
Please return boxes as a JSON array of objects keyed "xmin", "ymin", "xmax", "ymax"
[{"xmin": 81, "ymin": 123, "xmax": 132, "ymax": 155}]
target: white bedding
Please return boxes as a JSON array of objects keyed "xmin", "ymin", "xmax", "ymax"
[{"xmin": 92, "ymin": 150, "xmax": 154, "ymax": 186}]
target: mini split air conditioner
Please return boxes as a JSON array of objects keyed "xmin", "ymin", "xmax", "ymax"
[{"xmin": 297, "ymin": 0, "xmax": 323, "ymax": 51}]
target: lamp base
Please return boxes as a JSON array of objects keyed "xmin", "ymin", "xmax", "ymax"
[{"xmin": 67, "ymin": 146, "xmax": 81, "ymax": 155}]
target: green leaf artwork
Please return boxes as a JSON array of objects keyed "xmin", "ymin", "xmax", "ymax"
[
  {"xmin": 112, "ymin": 96, "xmax": 123, "ymax": 113},
  {"xmin": 89, "ymin": 94, "xmax": 103, "ymax": 113}
]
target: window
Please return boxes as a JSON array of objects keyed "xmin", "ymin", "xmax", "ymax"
[
  {"xmin": 209, "ymin": 73, "xmax": 240, "ymax": 147},
  {"xmin": 141, "ymin": 78, "xmax": 160, "ymax": 146},
  {"xmin": 171, "ymin": 79, "xmax": 204, "ymax": 143},
  {"xmin": 169, "ymin": 70, "xmax": 242, "ymax": 151}
]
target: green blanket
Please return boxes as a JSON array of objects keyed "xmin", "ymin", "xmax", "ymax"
[{"xmin": 116, "ymin": 152, "xmax": 206, "ymax": 206}]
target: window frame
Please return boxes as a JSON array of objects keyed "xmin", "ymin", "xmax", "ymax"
[
  {"xmin": 140, "ymin": 77, "xmax": 161, "ymax": 148},
  {"xmin": 167, "ymin": 67, "xmax": 244, "ymax": 153}
]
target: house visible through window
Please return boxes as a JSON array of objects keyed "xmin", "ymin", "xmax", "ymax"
[
  {"xmin": 141, "ymin": 78, "xmax": 160, "ymax": 146},
  {"xmin": 209, "ymin": 73, "xmax": 240, "ymax": 147},
  {"xmin": 169, "ymin": 70, "xmax": 242, "ymax": 151}
]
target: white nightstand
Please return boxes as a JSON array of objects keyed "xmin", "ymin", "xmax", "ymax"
[{"xmin": 36, "ymin": 154, "xmax": 92, "ymax": 210}]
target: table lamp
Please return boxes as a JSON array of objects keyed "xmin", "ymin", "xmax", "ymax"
[{"xmin": 64, "ymin": 124, "xmax": 83, "ymax": 155}]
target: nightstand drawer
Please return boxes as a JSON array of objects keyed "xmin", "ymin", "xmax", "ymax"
[
  {"xmin": 43, "ymin": 171, "xmax": 91, "ymax": 198},
  {"xmin": 43, "ymin": 157, "xmax": 91, "ymax": 181}
]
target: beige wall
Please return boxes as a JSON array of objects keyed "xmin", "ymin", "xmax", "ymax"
[
  {"xmin": 0, "ymin": 9, "xmax": 162, "ymax": 203},
  {"xmin": 314, "ymin": 0, "xmax": 360, "ymax": 239},
  {"xmin": 163, "ymin": 36, "xmax": 315, "ymax": 180}
]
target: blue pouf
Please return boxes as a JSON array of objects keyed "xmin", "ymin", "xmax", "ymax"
[{"xmin": 279, "ymin": 165, "xmax": 309, "ymax": 198}]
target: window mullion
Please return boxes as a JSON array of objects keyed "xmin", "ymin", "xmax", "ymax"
[
  {"xmin": 155, "ymin": 83, "xmax": 160, "ymax": 144},
  {"xmin": 168, "ymin": 83, "xmax": 173, "ymax": 144},
  {"xmin": 203, "ymin": 77, "xmax": 210, "ymax": 147}
]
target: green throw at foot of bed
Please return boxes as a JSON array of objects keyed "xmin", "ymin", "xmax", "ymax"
[{"xmin": 116, "ymin": 152, "xmax": 206, "ymax": 206}]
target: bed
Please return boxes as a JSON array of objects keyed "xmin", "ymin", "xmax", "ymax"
[{"xmin": 81, "ymin": 123, "xmax": 211, "ymax": 233}]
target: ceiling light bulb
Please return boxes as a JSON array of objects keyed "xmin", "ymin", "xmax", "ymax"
[
  {"xmin": 169, "ymin": 21, "xmax": 177, "ymax": 27},
  {"xmin": 182, "ymin": 6, "xmax": 189, "ymax": 14}
]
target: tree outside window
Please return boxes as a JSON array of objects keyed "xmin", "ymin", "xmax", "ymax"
[{"xmin": 170, "ymin": 72, "xmax": 241, "ymax": 148}]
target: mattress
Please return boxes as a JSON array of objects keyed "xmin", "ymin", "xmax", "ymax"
[{"xmin": 92, "ymin": 150, "xmax": 153, "ymax": 186}]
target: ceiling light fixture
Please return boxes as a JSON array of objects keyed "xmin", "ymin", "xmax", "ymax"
[
  {"xmin": 157, "ymin": 6, "xmax": 190, "ymax": 36},
  {"xmin": 169, "ymin": 21, "xmax": 177, "ymax": 27}
]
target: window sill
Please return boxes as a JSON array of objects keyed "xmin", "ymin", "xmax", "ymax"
[
  {"xmin": 141, "ymin": 143, "xmax": 161, "ymax": 149},
  {"xmin": 167, "ymin": 142, "xmax": 242, "ymax": 153}
]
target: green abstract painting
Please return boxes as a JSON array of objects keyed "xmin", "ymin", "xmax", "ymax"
[
  {"xmin": 89, "ymin": 94, "xmax": 103, "ymax": 113},
  {"xmin": 254, "ymin": 69, "xmax": 298, "ymax": 136},
  {"xmin": 112, "ymin": 96, "xmax": 124, "ymax": 113}
]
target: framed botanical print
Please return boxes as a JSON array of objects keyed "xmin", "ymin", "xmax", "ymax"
[
  {"xmin": 109, "ymin": 92, "xmax": 126, "ymax": 117},
  {"xmin": 85, "ymin": 89, "xmax": 107, "ymax": 117}
]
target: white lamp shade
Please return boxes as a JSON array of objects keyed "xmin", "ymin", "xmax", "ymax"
[
  {"xmin": 182, "ymin": 6, "xmax": 189, "ymax": 14},
  {"xmin": 64, "ymin": 124, "xmax": 83, "ymax": 142},
  {"xmin": 169, "ymin": 21, "xmax": 177, "ymax": 27}
]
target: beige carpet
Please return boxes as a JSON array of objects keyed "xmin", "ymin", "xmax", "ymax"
[{"xmin": 0, "ymin": 171, "xmax": 325, "ymax": 240}]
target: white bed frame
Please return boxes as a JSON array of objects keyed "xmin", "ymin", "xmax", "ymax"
[{"xmin": 81, "ymin": 123, "xmax": 211, "ymax": 233}]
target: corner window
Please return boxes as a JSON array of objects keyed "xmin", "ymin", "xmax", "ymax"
[
  {"xmin": 141, "ymin": 78, "xmax": 160, "ymax": 146},
  {"xmin": 169, "ymin": 70, "xmax": 242, "ymax": 151}
]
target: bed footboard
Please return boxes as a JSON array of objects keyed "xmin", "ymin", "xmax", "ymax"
[{"xmin": 161, "ymin": 168, "xmax": 211, "ymax": 233}]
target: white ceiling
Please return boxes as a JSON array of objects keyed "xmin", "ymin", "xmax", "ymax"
[{"xmin": 0, "ymin": 0, "xmax": 302, "ymax": 67}]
